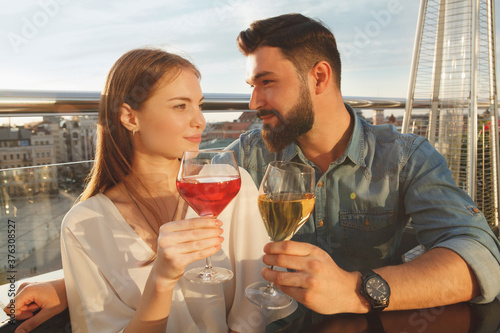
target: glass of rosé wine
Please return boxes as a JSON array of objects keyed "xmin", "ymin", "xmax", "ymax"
[{"xmin": 176, "ymin": 149, "xmax": 241, "ymax": 284}]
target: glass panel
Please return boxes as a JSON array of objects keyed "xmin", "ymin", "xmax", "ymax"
[
  {"xmin": 0, "ymin": 162, "xmax": 92, "ymax": 284},
  {"xmin": 0, "ymin": 110, "xmax": 261, "ymax": 285},
  {"xmin": 0, "ymin": 113, "xmax": 97, "ymax": 285}
]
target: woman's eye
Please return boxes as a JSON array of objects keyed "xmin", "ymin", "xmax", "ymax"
[
  {"xmin": 199, "ymin": 104, "xmax": 204, "ymax": 110},
  {"xmin": 175, "ymin": 104, "xmax": 187, "ymax": 109}
]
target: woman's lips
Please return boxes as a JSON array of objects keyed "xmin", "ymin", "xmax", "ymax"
[{"xmin": 185, "ymin": 135, "xmax": 202, "ymax": 143}]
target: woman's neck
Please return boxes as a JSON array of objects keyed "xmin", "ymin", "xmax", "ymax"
[
  {"xmin": 129, "ymin": 156, "xmax": 181, "ymax": 197},
  {"xmin": 102, "ymin": 155, "xmax": 188, "ymax": 252}
]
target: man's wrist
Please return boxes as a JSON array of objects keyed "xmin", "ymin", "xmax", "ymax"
[
  {"xmin": 351, "ymin": 271, "xmax": 371, "ymax": 313},
  {"xmin": 358, "ymin": 270, "xmax": 391, "ymax": 312}
]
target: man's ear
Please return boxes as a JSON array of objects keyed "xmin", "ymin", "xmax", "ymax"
[
  {"xmin": 119, "ymin": 103, "xmax": 139, "ymax": 133},
  {"xmin": 310, "ymin": 61, "xmax": 332, "ymax": 95}
]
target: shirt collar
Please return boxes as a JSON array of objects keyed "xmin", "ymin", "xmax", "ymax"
[
  {"xmin": 342, "ymin": 103, "xmax": 366, "ymax": 167},
  {"xmin": 275, "ymin": 103, "xmax": 366, "ymax": 167},
  {"xmin": 280, "ymin": 142, "xmax": 298, "ymax": 162}
]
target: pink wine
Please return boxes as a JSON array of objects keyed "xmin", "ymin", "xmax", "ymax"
[{"xmin": 177, "ymin": 176, "xmax": 241, "ymax": 217}]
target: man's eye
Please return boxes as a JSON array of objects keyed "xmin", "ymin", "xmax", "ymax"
[{"xmin": 263, "ymin": 80, "xmax": 272, "ymax": 86}]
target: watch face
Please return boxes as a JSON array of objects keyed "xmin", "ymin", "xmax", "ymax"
[{"xmin": 366, "ymin": 276, "xmax": 389, "ymax": 302}]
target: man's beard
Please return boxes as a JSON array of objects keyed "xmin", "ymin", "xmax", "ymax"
[{"xmin": 259, "ymin": 86, "xmax": 314, "ymax": 153}]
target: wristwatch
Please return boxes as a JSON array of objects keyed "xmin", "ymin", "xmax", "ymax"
[{"xmin": 359, "ymin": 270, "xmax": 391, "ymax": 312}]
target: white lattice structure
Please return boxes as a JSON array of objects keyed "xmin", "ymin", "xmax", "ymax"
[{"xmin": 403, "ymin": 0, "xmax": 499, "ymax": 231}]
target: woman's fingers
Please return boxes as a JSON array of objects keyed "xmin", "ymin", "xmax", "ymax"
[
  {"xmin": 162, "ymin": 217, "xmax": 222, "ymax": 232},
  {"xmin": 154, "ymin": 217, "xmax": 227, "ymax": 280},
  {"xmin": 159, "ymin": 217, "xmax": 224, "ymax": 248},
  {"xmin": 157, "ymin": 217, "xmax": 224, "ymax": 264},
  {"xmin": 160, "ymin": 227, "xmax": 223, "ymax": 245},
  {"xmin": 154, "ymin": 238, "xmax": 222, "ymax": 280},
  {"xmin": 159, "ymin": 234, "xmax": 224, "ymax": 255}
]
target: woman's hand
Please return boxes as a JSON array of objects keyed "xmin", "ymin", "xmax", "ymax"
[
  {"xmin": 152, "ymin": 217, "xmax": 224, "ymax": 285},
  {"xmin": 3, "ymin": 278, "xmax": 68, "ymax": 333}
]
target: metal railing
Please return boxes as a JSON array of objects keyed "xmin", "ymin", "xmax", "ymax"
[{"xmin": 2, "ymin": 90, "xmax": 500, "ymax": 116}]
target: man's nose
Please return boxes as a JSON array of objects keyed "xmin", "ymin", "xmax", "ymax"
[{"xmin": 249, "ymin": 88, "xmax": 263, "ymax": 111}]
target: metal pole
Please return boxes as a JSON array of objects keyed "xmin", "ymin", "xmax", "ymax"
[
  {"xmin": 428, "ymin": 0, "xmax": 447, "ymax": 146},
  {"xmin": 487, "ymin": 0, "xmax": 499, "ymax": 229},
  {"xmin": 468, "ymin": 0, "xmax": 480, "ymax": 201},
  {"xmin": 403, "ymin": 0, "xmax": 428, "ymax": 134}
]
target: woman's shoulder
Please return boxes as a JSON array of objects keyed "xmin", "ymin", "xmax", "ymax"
[{"xmin": 61, "ymin": 193, "xmax": 112, "ymax": 230}]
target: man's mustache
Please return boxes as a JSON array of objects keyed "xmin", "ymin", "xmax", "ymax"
[{"xmin": 257, "ymin": 109, "xmax": 285, "ymax": 123}]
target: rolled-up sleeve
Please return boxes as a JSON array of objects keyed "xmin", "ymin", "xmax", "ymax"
[
  {"xmin": 403, "ymin": 138, "xmax": 500, "ymax": 303},
  {"xmin": 434, "ymin": 238, "xmax": 500, "ymax": 303}
]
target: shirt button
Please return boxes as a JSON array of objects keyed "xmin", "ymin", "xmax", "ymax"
[
  {"xmin": 473, "ymin": 207, "xmax": 480, "ymax": 213},
  {"xmin": 318, "ymin": 220, "xmax": 324, "ymax": 227},
  {"xmin": 317, "ymin": 181, "xmax": 324, "ymax": 188},
  {"xmin": 364, "ymin": 219, "xmax": 370, "ymax": 227}
]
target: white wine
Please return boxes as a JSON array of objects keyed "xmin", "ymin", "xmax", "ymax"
[
  {"xmin": 258, "ymin": 193, "xmax": 315, "ymax": 241},
  {"xmin": 246, "ymin": 161, "xmax": 315, "ymax": 309}
]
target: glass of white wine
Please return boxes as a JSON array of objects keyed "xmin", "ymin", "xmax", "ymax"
[{"xmin": 245, "ymin": 161, "xmax": 316, "ymax": 309}]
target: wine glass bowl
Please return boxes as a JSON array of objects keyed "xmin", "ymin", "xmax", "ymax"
[
  {"xmin": 246, "ymin": 161, "xmax": 316, "ymax": 309},
  {"xmin": 258, "ymin": 192, "xmax": 315, "ymax": 242},
  {"xmin": 176, "ymin": 149, "xmax": 241, "ymax": 284}
]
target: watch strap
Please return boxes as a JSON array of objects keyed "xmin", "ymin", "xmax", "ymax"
[
  {"xmin": 360, "ymin": 269, "xmax": 378, "ymax": 279},
  {"xmin": 366, "ymin": 312, "xmax": 386, "ymax": 333}
]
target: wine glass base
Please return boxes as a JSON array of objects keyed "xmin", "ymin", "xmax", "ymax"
[
  {"xmin": 245, "ymin": 281, "xmax": 293, "ymax": 310},
  {"xmin": 184, "ymin": 266, "xmax": 234, "ymax": 284}
]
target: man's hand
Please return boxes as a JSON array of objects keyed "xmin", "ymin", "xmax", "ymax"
[
  {"xmin": 262, "ymin": 241, "xmax": 368, "ymax": 315},
  {"xmin": 3, "ymin": 278, "xmax": 68, "ymax": 333}
]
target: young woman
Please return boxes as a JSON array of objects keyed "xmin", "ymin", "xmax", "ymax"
[{"xmin": 8, "ymin": 48, "xmax": 294, "ymax": 333}]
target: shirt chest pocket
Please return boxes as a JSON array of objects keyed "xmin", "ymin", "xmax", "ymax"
[{"xmin": 339, "ymin": 211, "xmax": 396, "ymax": 263}]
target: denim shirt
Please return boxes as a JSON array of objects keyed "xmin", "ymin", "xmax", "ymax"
[{"xmin": 226, "ymin": 104, "xmax": 500, "ymax": 303}]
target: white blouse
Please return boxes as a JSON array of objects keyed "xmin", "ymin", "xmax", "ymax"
[{"xmin": 61, "ymin": 168, "xmax": 296, "ymax": 333}]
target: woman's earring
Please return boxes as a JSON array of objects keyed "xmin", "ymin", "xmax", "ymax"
[{"xmin": 133, "ymin": 129, "xmax": 136, "ymax": 136}]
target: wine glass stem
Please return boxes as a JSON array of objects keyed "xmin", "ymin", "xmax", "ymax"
[
  {"xmin": 265, "ymin": 265, "xmax": 277, "ymax": 295},
  {"xmin": 205, "ymin": 256, "xmax": 213, "ymax": 270},
  {"xmin": 201, "ymin": 214, "xmax": 216, "ymax": 271}
]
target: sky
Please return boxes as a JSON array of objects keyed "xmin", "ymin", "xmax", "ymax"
[{"xmin": 0, "ymin": 0, "xmax": 499, "ymax": 117}]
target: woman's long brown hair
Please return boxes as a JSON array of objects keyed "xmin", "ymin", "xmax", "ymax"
[{"xmin": 79, "ymin": 48, "xmax": 200, "ymax": 250}]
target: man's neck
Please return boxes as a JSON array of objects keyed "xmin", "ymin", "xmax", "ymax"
[{"xmin": 297, "ymin": 100, "xmax": 353, "ymax": 173}]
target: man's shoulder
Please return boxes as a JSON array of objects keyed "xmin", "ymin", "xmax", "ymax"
[
  {"xmin": 356, "ymin": 118, "xmax": 433, "ymax": 176},
  {"xmin": 359, "ymin": 117, "xmax": 425, "ymax": 149}
]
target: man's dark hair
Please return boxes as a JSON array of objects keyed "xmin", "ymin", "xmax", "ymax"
[{"xmin": 237, "ymin": 13, "xmax": 341, "ymax": 88}]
